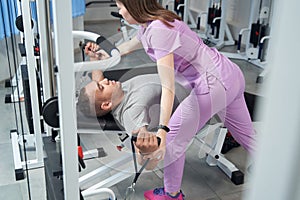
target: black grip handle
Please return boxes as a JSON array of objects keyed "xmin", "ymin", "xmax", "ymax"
[
  {"xmin": 237, "ymin": 34, "xmax": 242, "ymax": 51},
  {"xmin": 111, "ymin": 11, "xmax": 123, "ymax": 19},
  {"xmin": 197, "ymin": 17, "xmax": 201, "ymax": 30},
  {"xmin": 96, "ymin": 36, "xmax": 118, "ymax": 56},
  {"xmin": 131, "ymin": 135, "xmax": 161, "ymax": 146},
  {"xmin": 258, "ymin": 42, "xmax": 264, "ymax": 61},
  {"xmin": 78, "ymin": 155, "xmax": 86, "ymax": 169}
]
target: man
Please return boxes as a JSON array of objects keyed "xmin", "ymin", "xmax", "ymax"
[
  {"xmin": 77, "ymin": 70, "xmax": 190, "ymax": 169},
  {"xmin": 77, "ymin": 42, "xmax": 190, "ymax": 169}
]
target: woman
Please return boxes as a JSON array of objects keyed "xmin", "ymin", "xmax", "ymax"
[{"xmin": 113, "ymin": 0, "xmax": 256, "ymax": 199}]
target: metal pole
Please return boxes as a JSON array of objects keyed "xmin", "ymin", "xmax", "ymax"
[
  {"xmin": 51, "ymin": 0, "xmax": 79, "ymax": 199},
  {"xmin": 21, "ymin": 0, "xmax": 44, "ymax": 166},
  {"xmin": 36, "ymin": 0, "xmax": 55, "ymax": 100},
  {"xmin": 35, "ymin": 0, "xmax": 55, "ymax": 137}
]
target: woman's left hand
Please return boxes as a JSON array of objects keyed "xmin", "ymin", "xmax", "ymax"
[
  {"xmin": 133, "ymin": 128, "xmax": 159, "ymax": 154},
  {"xmin": 143, "ymin": 129, "xmax": 167, "ymax": 161},
  {"xmin": 84, "ymin": 42, "xmax": 110, "ymax": 60},
  {"xmin": 94, "ymin": 49, "xmax": 110, "ymax": 60}
]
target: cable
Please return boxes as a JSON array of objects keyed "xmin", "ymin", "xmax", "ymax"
[{"xmin": 3, "ymin": 1, "xmax": 32, "ymax": 199}]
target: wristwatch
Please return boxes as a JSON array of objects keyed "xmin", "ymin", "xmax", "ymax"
[{"xmin": 157, "ymin": 124, "xmax": 170, "ymax": 133}]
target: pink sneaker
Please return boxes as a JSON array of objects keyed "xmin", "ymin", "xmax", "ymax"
[{"xmin": 144, "ymin": 187, "xmax": 185, "ymax": 200}]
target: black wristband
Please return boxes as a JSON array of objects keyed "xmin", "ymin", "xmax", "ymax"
[{"xmin": 157, "ymin": 124, "xmax": 170, "ymax": 133}]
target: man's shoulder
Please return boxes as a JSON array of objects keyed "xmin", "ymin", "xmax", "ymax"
[
  {"xmin": 126, "ymin": 74, "xmax": 160, "ymax": 85},
  {"xmin": 123, "ymin": 74, "xmax": 162, "ymax": 104}
]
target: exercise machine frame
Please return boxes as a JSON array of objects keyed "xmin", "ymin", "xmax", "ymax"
[
  {"xmin": 221, "ymin": 0, "xmax": 273, "ymax": 82},
  {"xmin": 10, "ymin": 0, "xmax": 45, "ymax": 182},
  {"xmin": 196, "ymin": 0, "xmax": 235, "ymax": 49}
]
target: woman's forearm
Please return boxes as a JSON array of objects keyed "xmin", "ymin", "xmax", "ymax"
[
  {"xmin": 160, "ymin": 87, "xmax": 175, "ymax": 126},
  {"xmin": 157, "ymin": 53, "xmax": 175, "ymax": 127},
  {"xmin": 117, "ymin": 36, "xmax": 143, "ymax": 56}
]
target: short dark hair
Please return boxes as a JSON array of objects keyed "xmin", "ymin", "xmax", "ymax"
[
  {"xmin": 77, "ymin": 87, "xmax": 95, "ymax": 117},
  {"xmin": 77, "ymin": 87, "xmax": 111, "ymax": 117}
]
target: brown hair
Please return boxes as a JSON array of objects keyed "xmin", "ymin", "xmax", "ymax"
[
  {"xmin": 77, "ymin": 87, "xmax": 110, "ymax": 117},
  {"xmin": 116, "ymin": 0, "xmax": 181, "ymax": 27}
]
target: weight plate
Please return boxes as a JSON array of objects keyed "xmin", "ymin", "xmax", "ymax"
[{"xmin": 42, "ymin": 96, "xmax": 59, "ymax": 128}]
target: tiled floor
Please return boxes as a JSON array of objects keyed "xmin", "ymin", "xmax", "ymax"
[{"xmin": 0, "ymin": 19, "xmax": 264, "ymax": 200}]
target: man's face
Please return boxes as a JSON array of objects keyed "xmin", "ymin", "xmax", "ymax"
[{"xmin": 85, "ymin": 78, "xmax": 123, "ymax": 108}]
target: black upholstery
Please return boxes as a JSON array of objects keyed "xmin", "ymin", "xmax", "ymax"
[{"xmin": 103, "ymin": 66, "xmax": 158, "ymax": 82}]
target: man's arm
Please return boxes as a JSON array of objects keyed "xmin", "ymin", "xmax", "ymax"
[
  {"xmin": 90, "ymin": 54, "xmax": 105, "ymax": 81},
  {"xmin": 91, "ymin": 70, "xmax": 104, "ymax": 81}
]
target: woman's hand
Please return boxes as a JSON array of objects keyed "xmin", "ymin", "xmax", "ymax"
[
  {"xmin": 84, "ymin": 42, "xmax": 110, "ymax": 60},
  {"xmin": 143, "ymin": 129, "xmax": 167, "ymax": 161},
  {"xmin": 84, "ymin": 42, "xmax": 100, "ymax": 59}
]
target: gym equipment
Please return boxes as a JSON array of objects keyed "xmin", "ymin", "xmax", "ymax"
[
  {"xmin": 165, "ymin": 0, "xmax": 235, "ymax": 49},
  {"xmin": 195, "ymin": 0, "xmax": 235, "ymax": 49},
  {"xmin": 4, "ymin": 16, "xmax": 28, "ymax": 104},
  {"xmin": 1, "ymin": 0, "xmax": 25, "ymax": 182},
  {"xmin": 164, "ymin": 0, "xmax": 197, "ymax": 29},
  {"xmin": 72, "ymin": 31, "xmax": 120, "ymax": 72},
  {"xmin": 42, "ymin": 96, "xmax": 59, "ymax": 128},
  {"xmin": 221, "ymin": 0, "xmax": 273, "ymax": 82},
  {"xmin": 13, "ymin": 14, "xmax": 44, "ymax": 137},
  {"xmin": 123, "ymin": 136, "xmax": 160, "ymax": 200},
  {"xmin": 85, "ymin": 0, "xmax": 116, "ymax": 7},
  {"xmin": 41, "ymin": 29, "xmax": 121, "ymax": 200},
  {"xmin": 194, "ymin": 121, "xmax": 244, "ymax": 185},
  {"xmin": 9, "ymin": 0, "xmax": 44, "ymax": 182},
  {"xmin": 110, "ymin": 11, "xmax": 139, "ymax": 46}
]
